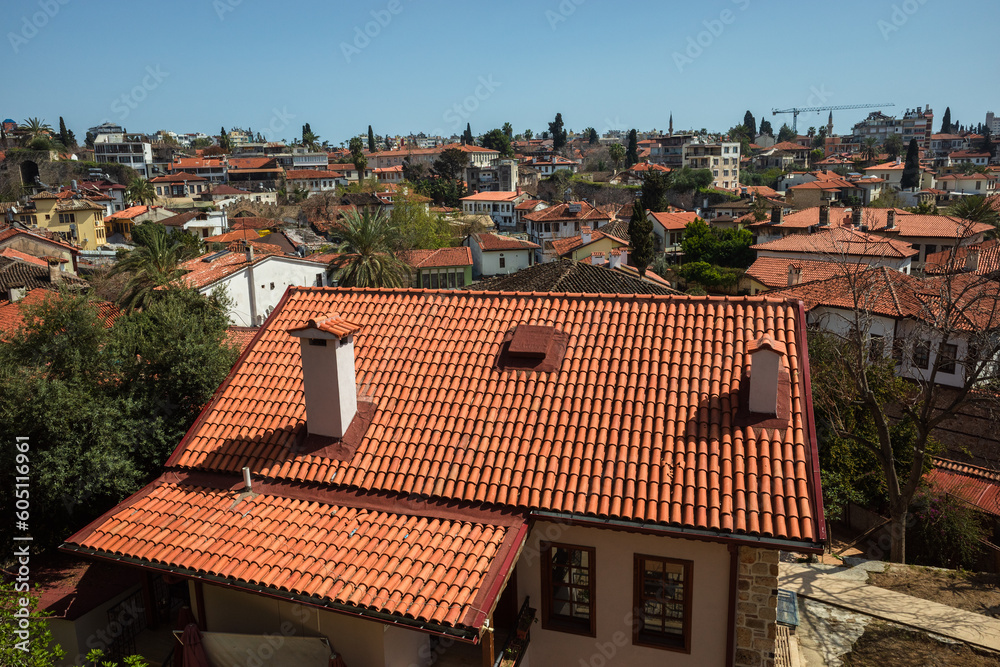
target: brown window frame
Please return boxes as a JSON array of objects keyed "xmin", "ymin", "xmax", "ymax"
[
  {"xmin": 540, "ymin": 542, "xmax": 596, "ymax": 637},
  {"xmin": 632, "ymin": 554, "xmax": 693, "ymax": 653}
]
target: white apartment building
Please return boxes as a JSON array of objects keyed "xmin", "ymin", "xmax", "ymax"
[{"xmin": 683, "ymin": 141, "xmax": 740, "ymax": 190}]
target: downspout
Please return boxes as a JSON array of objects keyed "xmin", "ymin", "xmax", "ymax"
[
  {"xmin": 246, "ymin": 257, "xmax": 258, "ymax": 326},
  {"xmin": 726, "ymin": 544, "xmax": 738, "ymax": 667}
]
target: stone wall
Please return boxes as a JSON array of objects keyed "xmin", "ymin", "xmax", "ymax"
[{"xmin": 735, "ymin": 546, "xmax": 778, "ymax": 667}]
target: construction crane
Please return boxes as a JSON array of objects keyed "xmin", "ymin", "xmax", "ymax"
[{"xmin": 771, "ymin": 103, "xmax": 895, "ymax": 134}]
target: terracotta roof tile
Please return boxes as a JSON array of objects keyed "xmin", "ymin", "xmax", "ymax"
[
  {"xmin": 161, "ymin": 287, "xmax": 822, "ymax": 544},
  {"xmin": 150, "ymin": 172, "xmax": 208, "ymax": 183},
  {"xmin": 745, "ymin": 257, "xmax": 848, "ymax": 289},
  {"xmin": 925, "ymin": 240, "xmax": 1000, "ymax": 276},
  {"xmin": 469, "ymin": 233, "xmax": 539, "ymax": 252},
  {"xmin": 403, "ymin": 247, "xmax": 472, "ymax": 269},
  {"xmin": 648, "ymin": 210, "xmax": 701, "ymax": 231},
  {"xmin": 752, "ymin": 227, "xmax": 918, "ymax": 259},
  {"xmin": 66, "ymin": 474, "xmax": 525, "ymax": 631},
  {"xmin": 523, "ymin": 201, "xmax": 610, "ymax": 224},
  {"xmin": 550, "ymin": 229, "xmax": 628, "ymax": 257},
  {"xmin": 927, "ymin": 458, "xmax": 1000, "ymax": 516}
]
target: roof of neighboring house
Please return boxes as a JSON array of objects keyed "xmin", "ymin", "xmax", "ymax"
[
  {"xmin": 224, "ymin": 326, "xmax": 260, "ymax": 354},
  {"xmin": 927, "ymin": 458, "xmax": 1000, "ymax": 517},
  {"xmin": 467, "ymin": 258, "xmax": 680, "ymax": 295},
  {"xmin": 0, "ymin": 227, "xmax": 78, "ymax": 253},
  {"xmin": 550, "ymin": 229, "xmax": 629, "ymax": 257},
  {"xmin": 403, "ymin": 246, "xmax": 473, "ymax": 269},
  {"xmin": 229, "ymin": 217, "xmax": 277, "ymax": 231},
  {"xmin": 745, "ymin": 257, "xmax": 848, "ymax": 289},
  {"xmin": 286, "ymin": 169, "xmax": 336, "ymax": 180},
  {"xmin": 150, "ymin": 172, "xmax": 208, "ymax": 183},
  {"xmin": 106, "ymin": 205, "xmax": 152, "ymax": 221},
  {"xmin": 209, "ymin": 184, "xmax": 250, "ymax": 195},
  {"xmin": 0, "ymin": 289, "xmax": 118, "ymax": 336},
  {"xmin": 737, "ymin": 185, "xmax": 779, "ymax": 198},
  {"xmin": 468, "ymin": 233, "xmax": 539, "ymax": 252},
  {"xmin": 925, "ymin": 239, "xmax": 1000, "ymax": 276},
  {"xmin": 768, "ymin": 141, "xmax": 813, "ymax": 152},
  {"xmin": 648, "ymin": 210, "xmax": 701, "ymax": 231},
  {"xmin": 204, "ymin": 229, "xmax": 271, "ymax": 245},
  {"xmin": 598, "ymin": 219, "xmax": 631, "ymax": 242},
  {"xmin": 751, "ymin": 226, "xmax": 919, "ymax": 259},
  {"xmin": 523, "ymin": 201, "xmax": 610, "ymax": 224},
  {"xmin": 228, "ymin": 157, "xmax": 277, "ymax": 170},
  {"xmin": 0, "ymin": 257, "xmax": 87, "ymax": 292},
  {"xmin": 460, "ymin": 191, "xmax": 521, "ymax": 202},
  {"xmin": 627, "ymin": 162, "xmax": 671, "ymax": 173},
  {"xmin": 62, "ymin": 285, "xmax": 825, "ymax": 637},
  {"xmin": 0, "ymin": 247, "xmax": 49, "ymax": 268},
  {"xmin": 54, "ymin": 198, "xmax": 105, "ymax": 212},
  {"xmin": 160, "ymin": 211, "xmax": 200, "ymax": 227},
  {"xmin": 514, "ymin": 199, "xmax": 545, "ymax": 211},
  {"xmin": 177, "ymin": 248, "xmax": 282, "ymax": 289},
  {"xmin": 935, "ymin": 173, "xmax": 996, "ymax": 182}
]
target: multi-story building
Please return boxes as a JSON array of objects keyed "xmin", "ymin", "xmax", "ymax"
[
  {"xmin": 467, "ymin": 159, "xmax": 518, "ymax": 193},
  {"xmin": 460, "ymin": 191, "xmax": 529, "ymax": 231},
  {"xmin": 369, "ymin": 143, "xmax": 500, "ymax": 170},
  {"xmin": 523, "ymin": 201, "xmax": 611, "ymax": 262},
  {"xmin": 986, "ymin": 111, "xmax": 1000, "ymax": 136},
  {"xmin": 648, "ymin": 134, "xmax": 694, "ymax": 168},
  {"xmin": 167, "ymin": 157, "xmax": 228, "ymax": 183},
  {"xmin": 682, "ymin": 141, "xmax": 740, "ymax": 190},
  {"xmin": 88, "ymin": 122, "xmax": 124, "ymax": 138},
  {"xmin": 92, "ymin": 134, "xmax": 153, "ymax": 178},
  {"xmin": 851, "ymin": 106, "xmax": 934, "ymax": 151}
]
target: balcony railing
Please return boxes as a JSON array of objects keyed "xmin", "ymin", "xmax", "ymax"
[{"xmin": 494, "ymin": 597, "xmax": 536, "ymax": 667}]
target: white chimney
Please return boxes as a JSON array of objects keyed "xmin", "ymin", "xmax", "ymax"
[
  {"xmin": 609, "ymin": 249, "xmax": 622, "ymax": 269},
  {"xmin": 965, "ymin": 244, "xmax": 981, "ymax": 272},
  {"xmin": 288, "ymin": 313, "xmax": 361, "ymax": 439},
  {"xmin": 47, "ymin": 259, "xmax": 61, "ymax": 284},
  {"xmin": 747, "ymin": 335, "xmax": 786, "ymax": 416},
  {"xmin": 8, "ymin": 285, "xmax": 26, "ymax": 302},
  {"xmin": 581, "ymin": 226, "xmax": 592, "ymax": 245},
  {"xmin": 787, "ymin": 264, "xmax": 802, "ymax": 286},
  {"xmin": 591, "ymin": 251, "xmax": 606, "ymax": 266},
  {"xmin": 242, "ymin": 466, "xmax": 253, "ymax": 492},
  {"xmin": 246, "ymin": 243, "xmax": 254, "ymax": 263}
]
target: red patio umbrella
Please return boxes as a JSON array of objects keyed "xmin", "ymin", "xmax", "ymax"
[{"xmin": 181, "ymin": 623, "xmax": 212, "ymax": 667}]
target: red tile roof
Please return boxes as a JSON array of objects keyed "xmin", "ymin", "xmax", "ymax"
[
  {"xmin": 0, "ymin": 290, "xmax": 118, "ymax": 336},
  {"xmin": 228, "ymin": 157, "xmax": 277, "ymax": 170},
  {"xmin": 287, "ymin": 170, "xmax": 337, "ymax": 180},
  {"xmin": 178, "ymin": 249, "xmax": 280, "ymax": 289},
  {"xmin": 209, "ymin": 184, "xmax": 250, "ymax": 195},
  {"xmin": 461, "ymin": 191, "xmax": 521, "ymax": 202},
  {"xmin": 745, "ymin": 257, "xmax": 848, "ymax": 289},
  {"xmin": 924, "ymin": 240, "xmax": 1000, "ymax": 276},
  {"xmin": 224, "ymin": 326, "xmax": 260, "ymax": 354},
  {"xmin": 752, "ymin": 226, "xmax": 919, "ymax": 259},
  {"xmin": 0, "ymin": 247, "xmax": 48, "ymax": 268},
  {"xmin": 469, "ymin": 233, "xmax": 539, "ymax": 252},
  {"xmin": 157, "ymin": 287, "xmax": 823, "ymax": 545},
  {"xmin": 230, "ymin": 217, "xmax": 278, "ymax": 231},
  {"xmin": 550, "ymin": 229, "xmax": 629, "ymax": 257},
  {"xmin": 106, "ymin": 205, "xmax": 152, "ymax": 221},
  {"xmin": 65, "ymin": 472, "xmax": 526, "ymax": 632},
  {"xmin": 523, "ymin": 201, "xmax": 610, "ymax": 224},
  {"xmin": 927, "ymin": 458, "xmax": 1000, "ymax": 517},
  {"xmin": 150, "ymin": 172, "xmax": 208, "ymax": 183},
  {"xmin": 648, "ymin": 210, "xmax": 701, "ymax": 231},
  {"xmin": 0, "ymin": 227, "xmax": 78, "ymax": 255},
  {"xmin": 403, "ymin": 246, "xmax": 473, "ymax": 269}
]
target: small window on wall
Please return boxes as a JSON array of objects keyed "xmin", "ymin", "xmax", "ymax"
[
  {"xmin": 912, "ymin": 341, "xmax": 930, "ymax": 370},
  {"xmin": 939, "ymin": 343, "xmax": 958, "ymax": 374},
  {"xmin": 499, "ymin": 256, "xmax": 506, "ymax": 268},
  {"xmin": 541, "ymin": 543, "xmax": 596, "ymax": 636},
  {"xmin": 633, "ymin": 555, "xmax": 692, "ymax": 652}
]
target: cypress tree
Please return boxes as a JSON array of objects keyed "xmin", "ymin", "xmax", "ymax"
[
  {"xmin": 368, "ymin": 125, "xmax": 376, "ymax": 152},
  {"xmin": 900, "ymin": 138, "xmax": 920, "ymax": 190},
  {"xmin": 626, "ymin": 129, "xmax": 639, "ymax": 167},
  {"xmin": 628, "ymin": 198, "xmax": 654, "ymax": 278},
  {"xmin": 940, "ymin": 107, "xmax": 952, "ymax": 134}
]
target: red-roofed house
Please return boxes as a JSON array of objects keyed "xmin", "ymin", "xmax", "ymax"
[
  {"xmin": 752, "ymin": 226, "xmax": 918, "ymax": 273},
  {"xmin": 460, "ymin": 191, "xmax": 529, "ymax": 231},
  {"xmin": 864, "ymin": 159, "xmax": 935, "ymax": 190},
  {"xmin": 0, "ymin": 227, "xmax": 80, "ymax": 274},
  {"xmin": 402, "ymin": 246, "xmax": 473, "ymax": 288},
  {"xmin": 550, "ymin": 226, "xmax": 629, "ymax": 261},
  {"xmin": 524, "ymin": 201, "xmax": 612, "ymax": 262},
  {"xmin": 464, "ymin": 232, "xmax": 539, "ymax": 278},
  {"xmin": 167, "ymin": 156, "xmax": 227, "ymax": 183},
  {"xmin": 935, "ymin": 173, "xmax": 997, "ymax": 197},
  {"xmin": 63, "ymin": 287, "xmax": 826, "ymax": 667},
  {"xmin": 647, "ymin": 210, "xmax": 702, "ymax": 252},
  {"xmin": 150, "ymin": 172, "xmax": 210, "ymax": 199}
]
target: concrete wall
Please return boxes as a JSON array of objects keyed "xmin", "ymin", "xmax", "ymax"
[
  {"xmin": 207, "ymin": 256, "xmax": 328, "ymax": 326},
  {"xmin": 518, "ymin": 522, "xmax": 731, "ymax": 667},
  {"xmin": 53, "ymin": 584, "xmax": 144, "ymax": 666},
  {"xmin": 473, "ymin": 247, "xmax": 533, "ymax": 278}
]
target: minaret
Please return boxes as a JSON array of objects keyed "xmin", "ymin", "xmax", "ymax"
[
  {"xmin": 668, "ymin": 112, "xmax": 673, "ymax": 136},
  {"xmin": 827, "ymin": 111, "xmax": 833, "ymax": 137}
]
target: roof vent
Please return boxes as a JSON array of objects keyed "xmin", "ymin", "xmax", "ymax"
[{"xmin": 497, "ymin": 324, "xmax": 568, "ymax": 373}]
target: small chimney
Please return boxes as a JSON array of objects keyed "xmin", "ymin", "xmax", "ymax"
[
  {"xmin": 787, "ymin": 264, "xmax": 802, "ymax": 286},
  {"xmin": 747, "ymin": 335, "xmax": 787, "ymax": 416},
  {"xmin": 47, "ymin": 259, "xmax": 61, "ymax": 284},
  {"xmin": 71, "ymin": 179, "xmax": 78, "ymax": 193},
  {"xmin": 591, "ymin": 251, "xmax": 606, "ymax": 266},
  {"xmin": 288, "ymin": 313, "xmax": 362, "ymax": 439},
  {"xmin": 819, "ymin": 205, "xmax": 829, "ymax": 227},
  {"xmin": 770, "ymin": 206, "xmax": 783, "ymax": 224},
  {"xmin": 8, "ymin": 285, "xmax": 26, "ymax": 302},
  {"xmin": 886, "ymin": 209, "xmax": 896, "ymax": 229},
  {"xmin": 965, "ymin": 244, "xmax": 981, "ymax": 272},
  {"xmin": 246, "ymin": 243, "xmax": 254, "ymax": 263},
  {"xmin": 242, "ymin": 466, "xmax": 253, "ymax": 492},
  {"xmin": 609, "ymin": 248, "xmax": 622, "ymax": 269},
  {"xmin": 581, "ymin": 226, "xmax": 592, "ymax": 245},
  {"xmin": 852, "ymin": 207, "xmax": 863, "ymax": 227},
  {"xmin": 896, "ymin": 156, "xmax": 902, "ymax": 165}
]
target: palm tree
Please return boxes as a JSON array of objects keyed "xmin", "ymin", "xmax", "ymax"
[
  {"xmin": 947, "ymin": 196, "xmax": 999, "ymax": 231},
  {"xmin": 20, "ymin": 117, "xmax": 52, "ymax": 140},
  {"xmin": 502, "ymin": 122, "xmax": 513, "ymax": 138},
  {"xmin": 111, "ymin": 223, "xmax": 195, "ymax": 311},
  {"xmin": 125, "ymin": 177, "xmax": 157, "ymax": 207},
  {"xmin": 329, "ymin": 207, "xmax": 409, "ymax": 288},
  {"xmin": 860, "ymin": 137, "xmax": 879, "ymax": 163}
]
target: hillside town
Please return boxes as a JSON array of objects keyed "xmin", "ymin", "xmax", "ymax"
[{"xmin": 3, "ymin": 5, "xmax": 1000, "ymax": 667}]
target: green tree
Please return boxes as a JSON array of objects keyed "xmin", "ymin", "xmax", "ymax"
[
  {"xmin": 110, "ymin": 223, "xmax": 197, "ymax": 311},
  {"xmin": 20, "ymin": 117, "xmax": 52, "ymax": 141},
  {"xmin": 900, "ymin": 138, "xmax": 920, "ymax": 189},
  {"xmin": 980, "ymin": 124, "xmax": 996, "ymax": 158},
  {"xmin": 586, "ymin": 127, "xmax": 599, "ymax": 145},
  {"xmin": 947, "ymin": 195, "xmax": 999, "ymax": 229},
  {"xmin": 743, "ymin": 110, "xmax": 756, "ymax": 136},
  {"xmin": 625, "ymin": 129, "xmax": 639, "ymax": 167},
  {"xmin": 608, "ymin": 143, "xmax": 626, "ymax": 170},
  {"xmin": 883, "ymin": 133, "xmax": 904, "ymax": 161},
  {"xmin": 85, "ymin": 131, "xmax": 96, "ymax": 148},
  {"xmin": 670, "ymin": 166, "xmax": 714, "ymax": 193},
  {"xmin": 349, "ymin": 136, "xmax": 368, "ymax": 176},
  {"xmin": 1, "ymin": 581, "xmax": 66, "ymax": 666},
  {"xmin": 480, "ymin": 128, "xmax": 514, "ymax": 158},
  {"xmin": 368, "ymin": 125, "xmax": 376, "ymax": 152},
  {"xmin": 58, "ymin": 116, "xmax": 71, "ymax": 147},
  {"xmin": 330, "ymin": 207, "xmax": 409, "ymax": 287},
  {"xmin": 391, "ymin": 192, "xmax": 452, "ymax": 250},
  {"xmin": 549, "ymin": 113, "xmax": 567, "ymax": 150},
  {"xmin": 124, "ymin": 177, "xmax": 156, "ymax": 207},
  {"xmin": 502, "ymin": 122, "xmax": 513, "ymax": 138},
  {"xmin": 728, "ymin": 125, "xmax": 751, "ymax": 155},
  {"xmin": 940, "ymin": 106, "xmax": 952, "ymax": 134},
  {"xmin": 523, "ymin": 128, "xmax": 533, "ymax": 140},
  {"xmin": 860, "ymin": 137, "xmax": 879, "ymax": 163},
  {"xmin": 759, "ymin": 118, "xmax": 773, "ymax": 136},
  {"xmin": 640, "ymin": 169, "xmax": 671, "ymax": 213},
  {"xmin": 433, "ymin": 147, "xmax": 469, "ymax": 182},
  {"xmin": 191, "ymin": 137, "xmax": 212, "ymax": 150},
  {"xmin": 219, "ymin": 126, "xmax": 232, "ymax": 153},
  {"xmin": 777, "ymin": 123, "xmax": 796, "ymax": 143},
  {"xmin": 680, "ymin": 219, "xmax": 754, "ymax": 267},
  {"xmin": 628, "ymin": 198, "xmax": 654, "ymax": 278},
  {"xmin": 301, "ymin": 123, "xmax": 320, "ymax": 150},
  {"xmin": 462, "ymin": 123, "xmax": 474, "ymax": 146},
  {"xmin": 750, "ymin": 195, "xmax": 769, "ymax": 222}
]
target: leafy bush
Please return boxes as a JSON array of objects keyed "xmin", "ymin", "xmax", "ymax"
[
  {"xmin": 681, "ymin": 220, "xmax": 755, "ymax": 268},
  {"xmin": 907, "ymin": 488, "xmax": 986, "ymax": 569}
]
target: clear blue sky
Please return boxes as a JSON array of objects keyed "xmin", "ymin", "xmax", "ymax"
[{"xmin": 3, "ymin": 0, "xmax": 996, "ymax": 144}]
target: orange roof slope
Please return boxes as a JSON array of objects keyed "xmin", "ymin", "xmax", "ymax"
[
  {"xmin": 752, "ymin": 227, "xmax": 918, "ymax": 259},
  {"xmin": 66, "ymin": 473, "xmax": 525, "ymax": 631},
  {"xmin": 745, "ymin": 257, "xmax": 847, "ymax": 289},
  {"xmin": 927, "ymin": 458, "xmax": 1000, "ymax": 517},
  {"xmin": 404, "ymin": 246, "xmax": 473, "ymax": 269},
  {"xmin": 164, "ymin": 288, "xmax": 823, "ymax": 544}
]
